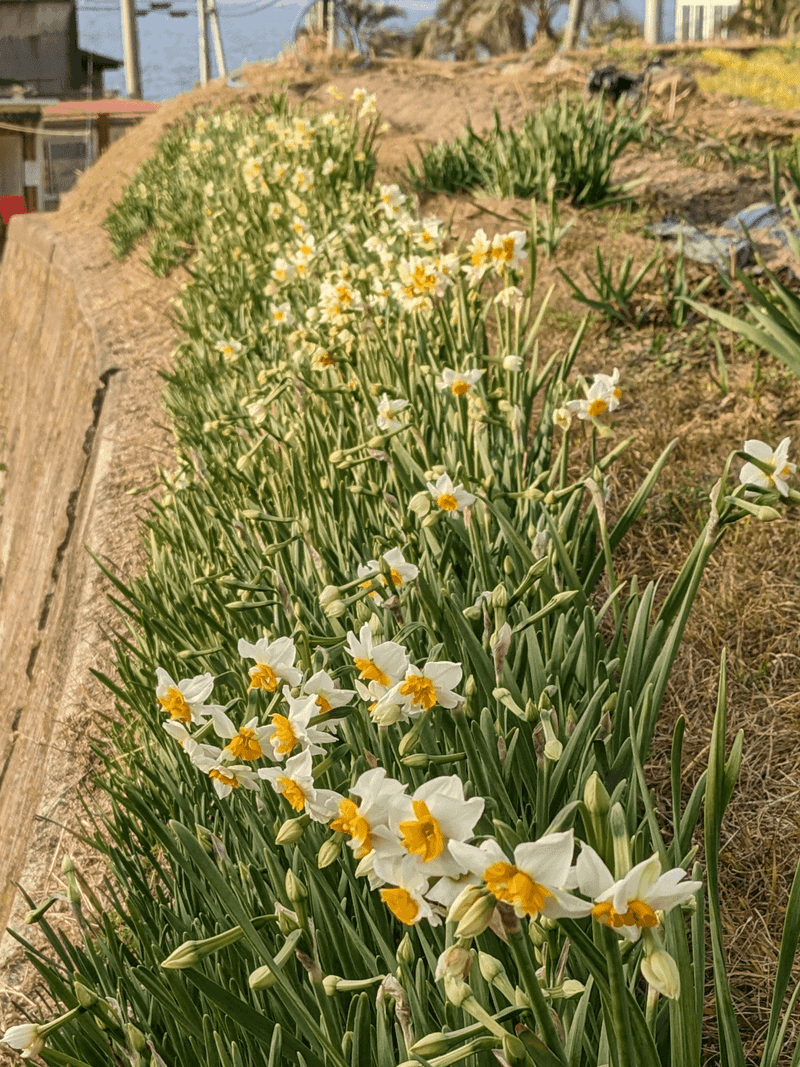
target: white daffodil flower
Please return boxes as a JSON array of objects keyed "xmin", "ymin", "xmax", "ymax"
[
  {"xmin": 374, "ymin": 854, "xmax": 441, "ymax": 926},
  {"xmin": 386, "ymin": 775, "xmax": 484, "ymax": 879},
  {"xmin": 426, "ymin": 473, "xmax": 476, "ymax": 514},
  {"xmin": 330, "ymin": 767, "xmax": 407, "ymax": 859},
  {"xmin": 566, "ymin": 369, "xmax": 621, "ymax": 420},
  {"xmin": 575, "ymin": 845, "xmax": 702, "ymax": 941},
  {"xmin": 265, "ymin": 689, "xmax": 337, "ymax": 762},
  {"xmin": 449, "ymin": 831, "xmax": 594, "ymax": 920},
  {"xmin": 490, "ymin": 230, "xmax": 528, "ymax": 274},
  {"xmin": 357, "ymin": 679, "xmax": 408, "ymax": 726},
  {"xmin": 2, "ymin": 1023, "xmax": 46, "ymax": 1059},
  {"xmin": 462, "ymin": 229, "xmax": 492, "ymax": 286},
  {"xmin": 503, "ymin": 353, "xmax": 523, "ymax": 371},
  {"xmin": 301, "ymin": 670, "xmax": 356, "ymax": 718},
  {"xmin": 238, "ymin": 634, "xmax": 303, "ymax": 693},
  {"xmin": 192, "ymin": 755, "xmax": 260, "ymax": 799},
  {"xmin": 374, "ymin": 660, "xmax": 464, "ymax": 722},
  {"xmin": 162, "ymin": 720, "xmax": 220, "ymax": 764},
  {"xmin": 211, "ymin": 708, "xmax": 273, "ymax": 763},
  {"xmin": 376, "ymin": 393, "xmax": 409, "ymax": 432},
  {"xmin": 259, "ymin": 747, "xmax": 340, "ymax": 821},
  {"xmin": 357, "ymin": 547, "xmax": 419, "ymax": 606},
  {"xmin": 436, "ymin": 368, "xmax": 485, "ymax": 397},
  {"xmin": 740, "ymin": 437, "xmax": 796, "ymax": 497},
  {"xmin": 345, "ymin": 624, "xmax": 409, "ymax": 689},
  {"xmin": 156, "ymin": 668, "xmax": 220, "ymax": 725}
]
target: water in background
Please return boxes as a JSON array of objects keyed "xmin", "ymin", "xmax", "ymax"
[{"xmin": 75, "ymin": 0, "xmax": 670, "ymax": 104}]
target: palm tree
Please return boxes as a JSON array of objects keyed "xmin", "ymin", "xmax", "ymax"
[
  {"xmin": 413, "ymin": 0, "xmax": 569, "ymax": 58},
  {"xmin": 337, "ymin": 0, "xmax": 408, "ymax": 49}
]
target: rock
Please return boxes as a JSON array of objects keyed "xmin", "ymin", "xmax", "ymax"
[{"xmin": 543, "ymin": 55, "xmax": 576, "ymax": 76}]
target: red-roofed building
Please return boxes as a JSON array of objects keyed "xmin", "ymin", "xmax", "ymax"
[{"xmin": 0, "ymin": 0, "xmax": 157, "ymax": 218}]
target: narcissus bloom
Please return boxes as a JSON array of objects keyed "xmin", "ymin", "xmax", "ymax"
[
  {"xmin": 436, "ymin": 368, "xmax": 485, "ymax": 397},
  {"xmin": 490, "ymin": 231, "xmax": 528, "ymax": 274},
  {"xmin": 374, "ymin": 854, "xmax": 441, "ymax": 926},
  {"xmin": 301, "ymin": 670, "xmax": 356, "ymax": 717},
  {"xmin": 376, "ymin": 393, "xmax": 409, "ymax": 432},
  {"xmin": 426, "ymin": 473, "xmax": 476, "ymax": 514},
  {"xmin": 575, "ymin": 845, "xmax": 702, "ymax": 941},
  {"xmin": 2, "ymin": 1023, "xmax": 45, "ymax": 1059},
  {"xmin": 211, "ymin": 709, "xmax": 272, "ymax": 762},
  {"xmin": 377, "ymin": 660, "xmax": 464, "ymax": 719},
  {"xmin": 259, "ymin": 748, "xmax": 340, "ymax": 821},
  {"xmin": 450, "ymin": 831, "xmax": 594, "ymax": 920},
  {"xmin": 330, "ymin": 767, "xmax": 407, "ymax": 859},
  {"xmin": 265, "ymin": 688, "xmax": 337, "ymax": 761},
  {"xmin": 357, "ymin": 547, "xmax": 419, "ymax": 606},
  {"xmin": 740, "ymin": 437, "xmax": 795, "ymax": 497},
  {"xmin": 156, "ymin": 668, "xmax": 219, "ymax": 725},
  {"xmin": 238, "ymin": 635, "xmax": 303, "ymax": 693},
  {"xmin": 345, "ymin": 624, "xmax": 409, "ymax": 689},
  {"xmin": 386, "ymin": 776, "xmax": 484, "ymax": 879},
  {"xmin": 192, "ymin": 755, "xmax": 260, "ymax": 799},
  {"xmin": 566, "ymin": 369, "xmax": 621, "ymax": 420}
]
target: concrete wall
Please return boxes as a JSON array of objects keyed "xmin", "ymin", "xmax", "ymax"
[{"xmin": 0, "ymin": 211, "xmax": 119, "ymax": 931}]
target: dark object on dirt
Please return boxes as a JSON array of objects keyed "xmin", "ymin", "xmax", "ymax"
[{"xmin": 586, "ymin": 58, "xmax": 664, "ymax": 103}]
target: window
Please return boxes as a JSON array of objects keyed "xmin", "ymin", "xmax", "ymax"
[
  {"xmin": 695, "ymin": 4, "xmax": 704, "ymax": 38},
  {"xmin": 681, "ymin": 5, "xmax": 691, "ymax": 39}
]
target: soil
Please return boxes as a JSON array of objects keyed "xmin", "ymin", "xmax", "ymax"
[{"xmin": 1, "ymin": 42, "xmax": 799, "ymax": 1063}]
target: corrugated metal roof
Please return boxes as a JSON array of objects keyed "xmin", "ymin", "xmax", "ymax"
[{"xmin": 0, "ymin": 2, "xmax": 72, "ymax": 38}]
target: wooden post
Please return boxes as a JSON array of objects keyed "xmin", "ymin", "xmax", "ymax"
[
  {"xmin": 644, "ymin": 0, "xmax": 662, "ymax": 43},
  {"xmin": 97, "ymin": 111, "xmax": 110, "ymax": 155},
  {"xmin": 22, "ymin": 122, "xmax": 38, "ymax": 212},
  {"xmin": 197, "ymin": 0, "xmax": 211, "ymax": 86},
  {"xmin": 326, "ymin": 0, "xmax": 336, "ymax": 52},
  {"xmin": 119, "ymin": 0, "xmax": 143, "ymax": 98},
  {"xmin": 562, "ymin": 0, "xmax": 586, "ymax": 50},
  {"xmin": 207, "ymin": 0, "xmax": 228, "ymax": 79}
]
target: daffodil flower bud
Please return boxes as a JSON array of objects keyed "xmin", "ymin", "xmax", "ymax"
[
  {"xmin": 443, "ymin": 976, "xmax": 472, "ymax": 1007},
  {"xmin": 408, "ymin": 491, "xmax": 431, "ymax": 518},
  {"xmin": 455, "ymin": 894, "xmax": 496, "ymax": 939},
  {"xmin": 317, "ymin": 835, "xmax": 343, "ymax": 869},
  {"xmin": 396, "ymin": 933, "xmax": 415, "ymax": 968},
  {"xmin": 285, "ymin": 869, "xmax": 308, "ymax": 905},
  {"xmin": 61, "ymin": 855, "xmax": 80, "ymax": 905},
  {"xmin": 126, "ymin": 1024, "xmax": 148, "ymax": 1054},
  {"xmin": 323, "ymin": 975, "xmax": 342, "ymax": 996},
  {"xmin": 641, "ymin": 948, "xmax": 681, "ymax": 1000},
  {"xmin": 408, "ymin": 1032, "xmax": 452, "ymax": 1057},
  {"xmin": 490, "ymin": 584, "xmax": 508, "ymax": 610},
  {"xmin": 435, "ymin": 945, "xmax": 472, "ymax": 982},
  {"xmin": 323, "ymin": 597, "xmax": 348, "ymax": 619},
  {"xmin": 421, "ymin": 511, "xmax": 440, "ymax": 528},
  {"xmin": 584, "ymin": 771, "xmax": 610, "ymax": 816},
  {"xmin": 447, "ymin": 884, "xmax": 486, "ymax": 923},
  {"xmin": 319, "ymin": 584, "xmax": 341, "ymax": 607},
  {"xmin": 248, "ymin": 929, "xmax": 304, "ymax": 990},
  {"xmin": 275, "ymin": 814, "xmax": 309, "ymax": 845},
  {"xmin": 74, "ymin": 982, "xmax": 99, "ymax": 1008},
  {"xmin": 502, "ymin": 1033, "xmax": 529, "ymax": 1066},
  {"xmin": 477, "ymin": 952, "xmax": 517, "ymax": 1003},
  {"xmin": 25, "ymin": 895, "xmax": 61, "ymax": 923}
]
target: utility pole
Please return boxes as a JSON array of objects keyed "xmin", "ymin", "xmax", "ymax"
[
  {"xmin": 207, "ymin": 0, "xmax": 228, "ymax": 79},
  {"xmin": 197, "ymin": 0, "xmax": 211, "ymax": 85},
  {"xmin": 644, "ymin": 0, "xmax": 662, "ymax": 43},
  {"xmin": 562, "ymin": 0, "xmax": 587, "ymax": 50},
  {"xmin": 119, "ymin": 0, "xmax": 143, "ymax": 98},
  {"xmin": 325, "ymin": 0, "xmax": 336, "ymax": 52}
]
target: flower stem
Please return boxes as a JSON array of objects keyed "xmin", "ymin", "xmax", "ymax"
[{"xmin": 507, "ymin": 927, "xmax": 567, "ymax": 1065}]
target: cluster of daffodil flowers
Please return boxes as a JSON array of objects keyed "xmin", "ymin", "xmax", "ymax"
[{"xmin": 12, "ymin": 82, "xmax": 800, "ymax": 1067}]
